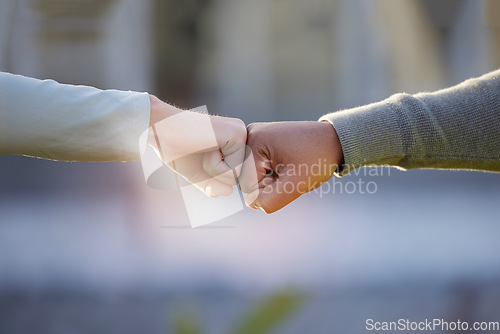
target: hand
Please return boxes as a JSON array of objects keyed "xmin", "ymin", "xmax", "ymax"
[
  {"xmin": 147, "ymin": 95, "xmax": 247, "ymax": 197},
  {"xmin": 240, "ymin": 121, "xmax": 344, "ymax": 213}
]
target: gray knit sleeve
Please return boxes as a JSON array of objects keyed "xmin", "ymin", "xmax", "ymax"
[{"xmin": 320, "ymin": 69, "xmax": 500, "ymax": 176}]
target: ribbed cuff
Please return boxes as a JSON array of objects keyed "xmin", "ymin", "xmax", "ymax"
[{"xmin": 319, "ymin": 97, "xmax": 407, "ymax": 177}]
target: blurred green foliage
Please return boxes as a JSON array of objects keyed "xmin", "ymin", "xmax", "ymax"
[
  {"xmin": 171, "ymin": 290, "xmax": 304, "ymax": 334},
  {"xmin": 173, "ymin": 306, "xmax": 201, "ymax": 334}
]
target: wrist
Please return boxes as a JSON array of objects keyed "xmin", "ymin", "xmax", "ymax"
[
  {"xmin": 148, "ymin": 95, "xmax": 182, "ymax": 150},
  {"xmin": 149, "ymin": 95, "xmax": 180, "ymax": 127},
  {"xmin": 319, "ymin": 120, "xmax": 345, "ymax": 173}
]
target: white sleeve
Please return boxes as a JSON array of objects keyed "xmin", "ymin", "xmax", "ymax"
[{"xmin": 0, "ymin": 72, "xmax": 151, "ymax": 161}]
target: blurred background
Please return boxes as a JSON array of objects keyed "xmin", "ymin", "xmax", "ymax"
[{"xmin": 1, "ymin": 0, "xmax": 500, "ymax": 333}]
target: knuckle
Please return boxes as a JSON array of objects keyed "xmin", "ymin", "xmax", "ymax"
[
  {"xmin": 246, "ymin": 123, "xmax": 258, "ymax": 144},
  {"xmin": 237, "ymin": 125, "xmax": 247, "ymax": 142},
  {"xmin": 246, "ymin": 123, "xmax": 256, "ymax": 133},
  {"xmin": 228, "ymin": 118, "xmax": 247, "ymax": 142},
  {"xmin": 234, "ymin": 117, "xmax": 246, "ymax": 129}
]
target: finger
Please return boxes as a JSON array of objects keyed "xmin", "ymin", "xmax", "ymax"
[
  {"xmin": 220, "ymin": 141, "xmax": 246, "ymax": 177},
  {"xmin": 243, "ymin": 175, "xmax": 275, "ymax": 209},
  {"xmin": 203, "ymin": 177, "xmax": 234, "ymax": 197},
  {"xmin": 210, "ymin": 116, "xmax": 247, "ymax": 178},
  {"xmin": 251, "ymin": 172, "xmax": 304, "ymax": 214},
  {"xmin": 169, "ymin": 157, "xmax": 234, "ymax": 197},
  {"xmin": 202, "ymin": 150, "xmax": 238, "ymax": 185},
  {"xmin": 239, "ymin": 145, "xmax": 262, "ymax": 203},
  {"xmin": 202, "ymin": 142, "xmax": 247, "ymax": 186},
  {"xmin": 244, "ymin": 189, "xmax": 260, "ymax": 208},
  {"xmin": 189, "ymin": 169, "xmax": 234, "ymax": 197}
]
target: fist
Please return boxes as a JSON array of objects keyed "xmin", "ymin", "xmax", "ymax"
[
  {"xmin": 240, "ymin": 121, "xmax": 343, "ymax": 213},
  {"xmin": 148, "ymin": 96, "xmax": 247, "ymax": 197}
]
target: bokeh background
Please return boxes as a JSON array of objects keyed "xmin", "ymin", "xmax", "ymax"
[{"xmin": 1, "ymin": 0, "xmax": 500, "ymax": 333}]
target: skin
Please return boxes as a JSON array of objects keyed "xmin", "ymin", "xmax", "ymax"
[
  {"xmin": 148, "ymin": 95, "xmax": 247, "ymax": 197},
  {"xmin": 148, "ymin": 95, "xmax": 345, "ymax": 213},
  {"xmin": 240, "ymin": 121, "xmax": 344, "ymax": 213}
]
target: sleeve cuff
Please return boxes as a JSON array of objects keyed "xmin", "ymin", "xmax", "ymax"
[
  {"xmin": 129, "ymin": 91, "xmax": 151, "ymax": 161},
  {"xmin": 319, "ymin": 96, "xmax": 408, "ymax": 177}
]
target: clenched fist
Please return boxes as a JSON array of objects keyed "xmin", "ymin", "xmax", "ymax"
[
  {"xmin": 147, "ymin": 95, "xmax": 247, "ymax": 197},
  {"xmin": 240, "ymin": 121, "xmax": 344, "ymax": 213}
]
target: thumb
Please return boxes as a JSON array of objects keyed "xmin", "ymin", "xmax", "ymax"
[{"xmin": 249, "ymin": 167, "xmax": 307, "ymax": 214}]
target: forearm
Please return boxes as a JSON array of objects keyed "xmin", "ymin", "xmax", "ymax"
[
  {"xmin": 320, "ymin": 69, "xmax": 500, "ymax": 176},
  {"xmin": 0, "ymin": 72, "xmax": 151, "ymax": 161}
]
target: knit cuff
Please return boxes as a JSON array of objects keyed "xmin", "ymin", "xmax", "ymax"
[{"xmin": 319, "ymin": 97, "xmax": 407, "ymax": 177}]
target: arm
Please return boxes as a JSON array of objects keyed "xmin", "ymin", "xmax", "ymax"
[
  {"xmin": 241, "ymin": 69, "xmax": 500, "ymax": 213},
  {"xmin": 321, "ymin": 69, "xmax": 500, "ymax": 176},
  {"xmin": 0, "ymin": 72, "xmax": 247, "ymax": 198},
  {"xmin": 0, "ymin": 72, "xmax": 151, "ymax": 161}
]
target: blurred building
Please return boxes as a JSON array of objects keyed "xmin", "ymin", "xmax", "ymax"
[{"xmin": 1, "ymin": 1, "xmax": 500, "ymax": 333}]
